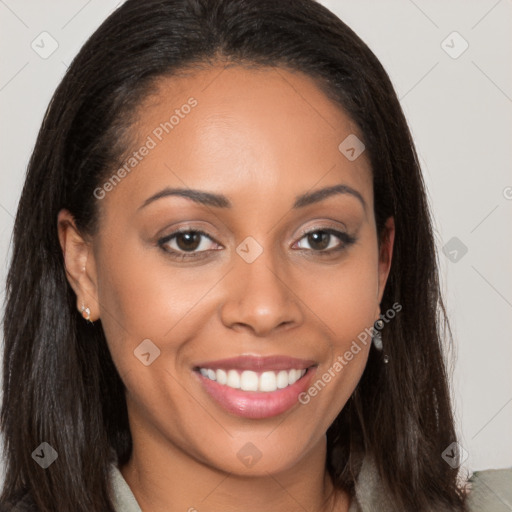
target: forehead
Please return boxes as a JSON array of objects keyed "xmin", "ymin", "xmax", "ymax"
[{"xmin": 107, "ymin": 64, "xmax": 373, "ymax": 216}]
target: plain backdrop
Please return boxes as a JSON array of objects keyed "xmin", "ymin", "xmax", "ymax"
[{"xmin": 0, "ymin": 0, "xmax": 511, "ymax": 484}]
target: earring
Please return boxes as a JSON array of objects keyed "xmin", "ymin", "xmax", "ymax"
[
  {"xmin": 372, "ymin": 319, "xmax": 389, "ymax": 364},
  {"xmin": 372, "ymin": 319, "xmax": 384, "ymax": 351},
  {"xmin": 80, "ymin": 303, "xmax": 92, "ymax": 322}
]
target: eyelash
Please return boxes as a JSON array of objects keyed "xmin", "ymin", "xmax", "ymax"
[{"xmin": 158, "ymin": 226, "xmax": 357, "ymax": 260}]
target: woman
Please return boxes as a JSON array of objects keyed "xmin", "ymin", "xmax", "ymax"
[{"xmin": 0, "ymin": 0, "xmax": 480, "ymax": 510}]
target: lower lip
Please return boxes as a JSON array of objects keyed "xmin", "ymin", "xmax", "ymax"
[{"xmin": 195, "ymin": 368, "xmax": 317, "ymax": 419}]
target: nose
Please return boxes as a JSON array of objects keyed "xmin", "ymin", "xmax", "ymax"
[{"xmin": 219, "ymin": 244, "xmax": 304, "ymax": 337}]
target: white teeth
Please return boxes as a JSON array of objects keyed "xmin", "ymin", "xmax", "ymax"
[
  {"xmin": 240, "ymin": 371, "xmax": 259, "ymax": 391},
  {"xmin": 226, "ymin": 369, "xmax": 241, "ymax": 389},
  {"xmin": 277, "ymin": 370, "xmax": 289, "ymax": 389},
  {"xmin": 259, "ymin": 371, "xmax": 277, "ymax": 392},
  {"xmin": 216, "ymin": 369, "xmax": 227, "ymax": 385},
  {"xmin": 199, "ymin": 368, "xmax": 307, "ymax": 392}
]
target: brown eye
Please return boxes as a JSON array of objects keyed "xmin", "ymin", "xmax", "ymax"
[
  {"xmin": 295, "ymin": 228, "xmax": 355, "ymax": 253},
  {"xmin": 175, "ymin": 232, "xmax": 202, "ymax": 252},
  {"xmin": 305, "ymin": 231, "xmax": 331, "ymax": 251},
  {"xmin": 158, "ymin": 229, "xmax": 221, "ymax": 258}
]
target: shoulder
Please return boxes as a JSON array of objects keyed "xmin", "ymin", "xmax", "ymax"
[
  {"xmin": 466, "ymin": 467, "xmax": 512, "ymax": 512},
  {"xmin": 0, "ymin": 490, "xmax": 39, "ymax": 512}
]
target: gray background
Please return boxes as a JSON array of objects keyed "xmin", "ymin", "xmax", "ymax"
[{"xmin": 0, "ymin": 0, "xmax": 511, "ymax": 483}]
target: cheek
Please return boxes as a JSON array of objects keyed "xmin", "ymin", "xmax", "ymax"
[
  {"xmin": 94, "ymin": 230, "xmax": 213, "ymax": 347},
  {"xmin": 304, "ymin": 239, "xmax": 380, "ymax": 346},
  {"xmin": 95, "ymin": 243, "xmax": 214, "ymax": 432},
  {"xmin": 294, "ymin": 240, "xmax": 379, "ymax": 423}
]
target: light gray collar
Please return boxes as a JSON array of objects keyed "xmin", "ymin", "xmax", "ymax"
[
  {"xmin": 109, "ymin": 464, "xmax": 143, "ymax": 512},
  {"xmin": 348, "ymin": 455, "xmax": 395, "ymax": 512}
]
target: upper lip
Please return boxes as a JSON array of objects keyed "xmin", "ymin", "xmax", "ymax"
[{"xmin": 194, "ymin": 355, "xmax": 317, "ymax": 372}]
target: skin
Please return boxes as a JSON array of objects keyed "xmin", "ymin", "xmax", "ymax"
[{"xmin": 58, "ymin": 64, "xmax": 395, "ymax": 512}]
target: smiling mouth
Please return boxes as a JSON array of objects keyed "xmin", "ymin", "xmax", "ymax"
[
  {"xmin": 192, "ymin": 355, "xmax": 318, "ymax": 419},
  {"xmin": 195, "ymin": 367, "xmax": 309, "ymax": 392}
]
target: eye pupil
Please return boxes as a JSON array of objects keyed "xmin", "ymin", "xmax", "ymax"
[
  {"xmin": 308, "ymin": 231, "xmax": 330, "ymax": 250},
  {"xmin": 176, "ymin": 232, "xmax": 201, "ymax": 251}
]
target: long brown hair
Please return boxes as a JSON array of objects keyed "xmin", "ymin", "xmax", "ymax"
[{"xmin": 1, "ymin": 0, "xmax": 467, "ymax": 510}]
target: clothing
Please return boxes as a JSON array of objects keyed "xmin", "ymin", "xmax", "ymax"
[
  {"xmin": 1, "ymin": 457, "xmax": 510, "ymax": 511},
  {"xmin": 110, "ymin": 464, "xmax": 142, "ymax": 512}
]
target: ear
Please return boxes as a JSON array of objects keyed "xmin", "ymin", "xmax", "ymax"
[
  {"xmin": 57, "ymin": 209, "xmax": 100, "ymax": 322},
  {"xmin": 376, "ymin": 216, "xmax": 395, "ymax": 309}
]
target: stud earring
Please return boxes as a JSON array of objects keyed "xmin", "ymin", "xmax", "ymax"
[{"xmin": 80, "ymin": 303, "xmax": 92, "ymax": 322}]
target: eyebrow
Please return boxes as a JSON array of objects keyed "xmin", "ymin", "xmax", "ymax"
[{"xmin": 139, "ymin": 184, "xmax": 366, "ymax": 212}]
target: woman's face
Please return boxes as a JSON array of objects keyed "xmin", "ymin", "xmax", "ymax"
[{"xmin": 61, "ymin": 64, "xmax": 394, "ymax": 476}]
